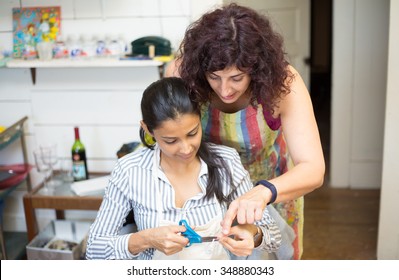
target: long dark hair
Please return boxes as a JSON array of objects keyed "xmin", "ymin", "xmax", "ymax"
[
  {"xmin": 140, "ymin": 77, "xmax": 235, "ymax": 203},
  {"xmin": 177, "ymin": 3, "xmax": 294, "ymax": 114}
]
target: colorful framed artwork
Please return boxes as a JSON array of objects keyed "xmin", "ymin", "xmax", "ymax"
[{"xmin": 12, "ymin": 6, "xmax": 61, "ymax": 59}]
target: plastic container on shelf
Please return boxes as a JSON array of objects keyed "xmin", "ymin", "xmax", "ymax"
[
  {"xmin": 107, "ymin": 39, "xmax": 121, "ymax": 59},
  {"xmin": 118, "ymin": 34, "xmax": 129, "ymax": 57},
  {"xmin": 94, "ymin": 35, "xmax": 108, "ymax": 58},
  {"xmin": 67, "ymin": 34, "xmax": 82, "ymax": 59},
  {"xmin": 80, "ymin": 34, "xmax": 96, "ymax": 59},
  {"xmin": 52, "ymin": 35, "xmax": 69, "ymax": 59}
]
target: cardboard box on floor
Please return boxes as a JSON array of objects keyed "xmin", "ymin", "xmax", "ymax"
[{"xmin": 26, "ymin": 220, "xmax": 91, "ymax": 260}]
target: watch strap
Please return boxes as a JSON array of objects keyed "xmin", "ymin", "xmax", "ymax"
[{"xmin": 256, "ymin": 180, "xmax": 277, "ymax": 205}]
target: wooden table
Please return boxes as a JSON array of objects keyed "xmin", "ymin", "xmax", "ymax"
[{"xmin": 23, "ymin": 176, "xmax": 105, "ymax": 241}]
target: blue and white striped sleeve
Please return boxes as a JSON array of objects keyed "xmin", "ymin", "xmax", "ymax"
[{"xmin": 85, "ymin": 161, "xmax": 138, "ymax": 260}]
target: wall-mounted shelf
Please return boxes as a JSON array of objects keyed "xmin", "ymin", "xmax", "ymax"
[
  {"xmin": 6, "ymin": 58, "xmax": 164, "ymax": 84},
  {"xmin": 6, "ymin": 58, "xmax": 163, "ymax": 68}
]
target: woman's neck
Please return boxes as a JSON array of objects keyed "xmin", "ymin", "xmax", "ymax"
[
  {"xmin": 211, "ymin": 89, "xmax": 252, "ymax": 113},
  {"xmin": 160, "ymin": 154, "xmax": 201, "ymax": 175},
  {"xmin": 160, "ymin": 154, "xmax": 202, "ymax": 208}
]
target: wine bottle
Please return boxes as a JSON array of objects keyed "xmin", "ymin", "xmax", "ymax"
[{"xmin": 72, "ymin": 127, "xmax": 89, "ymax": 181}]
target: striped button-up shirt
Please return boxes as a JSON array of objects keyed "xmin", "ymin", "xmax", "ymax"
[{"xmin": 86, "ymin": 143, "xmax": 281, "ymax": 259}]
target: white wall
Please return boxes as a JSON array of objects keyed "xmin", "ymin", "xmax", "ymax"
[
  {"xmin": 330, "ymin": 0, "xmax": 389, "ymax": 189},
  {"xmin": 0, "ymin": 0, "xmax": 191, "ymax": 54},
  {"xmin": 0, "ymin": 0, "xmax": 222, "ymax": 232},
  {"xmin": 377, "ymin": 0, "xmax": 399, "ymax": 260}
]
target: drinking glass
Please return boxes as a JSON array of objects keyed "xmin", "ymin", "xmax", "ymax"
[
  {"xmin": 36, "ymin": 41, "xmax": 53, "ymax": 60},
  {"xmin": 33, "ymin": 149, "xmax": 52, "ymax": 194},
  {"xmin": 40, "ymin": 143, "xmax": 61, "ymax": 188},
  {"xmin": 61, "ymin": 158, "xmax": 74, "ymax": 183}
]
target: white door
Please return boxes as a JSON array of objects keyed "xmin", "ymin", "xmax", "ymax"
[{"xmin": 224, "ymin": 0, "xmax": 311, "ymax": 88}]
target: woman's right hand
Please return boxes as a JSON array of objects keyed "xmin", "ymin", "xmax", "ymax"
[
  {"xmin": 129, "ymin": 225, "xmax": 189, "ymax": 255},
  {"xmin": 149, "ymin": 225, "xmax": 190, "ymax": 255}
]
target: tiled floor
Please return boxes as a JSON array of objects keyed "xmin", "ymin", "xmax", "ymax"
[
  {"xmin": 301, "ymin": 185, "xmax": 380, "ymax": 260},
  {"xmin": 2, "ymin": 231, "xmax": 28, "ymax": 260}
]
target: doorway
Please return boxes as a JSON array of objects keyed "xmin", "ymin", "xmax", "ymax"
[{"xmin": 310, "ymin": 0, "xmax": 332, "ymax": 173}]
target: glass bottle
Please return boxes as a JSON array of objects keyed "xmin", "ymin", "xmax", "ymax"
[{"xmin": 72, "ymin": 127, "xmax": 89, "ymax": 181}]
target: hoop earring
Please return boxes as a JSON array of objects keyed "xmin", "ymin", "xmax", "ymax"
[{"xmin": 144, "ymin": 131, "xmax": 156, "ymax": 145}]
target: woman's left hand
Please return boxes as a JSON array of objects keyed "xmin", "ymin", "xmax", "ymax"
[{"xmin": 218, "ymin": 224, "xmax": 257, "ymax": 256}]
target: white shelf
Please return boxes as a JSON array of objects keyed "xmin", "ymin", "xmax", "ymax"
[
  {"xmin": 6, "ymin": 58, "xmax": 163, "ymax": 68},
  {"xmin": 5, "ymin": 58, "xmax": 164, "ymax": 84}
]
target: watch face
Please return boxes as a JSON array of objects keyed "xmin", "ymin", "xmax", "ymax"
[{"xmin": 254, "ymin": 227, "xmax": 262, "ymax": 246}]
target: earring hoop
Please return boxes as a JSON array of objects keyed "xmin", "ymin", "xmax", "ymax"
[{"xmin": 144, "ymin": 131, "xmax": 156, "ymax": 145}]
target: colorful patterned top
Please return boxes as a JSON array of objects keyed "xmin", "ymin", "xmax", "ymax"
[{"xmin": 201, "ymin": 102, "xmax": 303, "ymax": 260}]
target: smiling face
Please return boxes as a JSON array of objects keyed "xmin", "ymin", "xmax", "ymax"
[
  {"xmin": 206, "ymin": 66, "xmax": 252, "ymax": 105},
  {"xmin": 150, "ymin": 113, "xmax": 202, "ymax": 165}
]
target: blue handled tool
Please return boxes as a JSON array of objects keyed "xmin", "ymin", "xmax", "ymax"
[{"xmin": 179, "ymin": 219, "xmax": 217, "ymax": 247}]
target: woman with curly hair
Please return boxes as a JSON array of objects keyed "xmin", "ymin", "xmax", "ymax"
[{"xmin": 166, "ymin": 3, "xmax": 325, "ymax": 259}]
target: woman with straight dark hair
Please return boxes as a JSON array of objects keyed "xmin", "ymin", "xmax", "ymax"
[{"xmin": 86, "ymin": 77, "xmax": 281, "ymax": 260}]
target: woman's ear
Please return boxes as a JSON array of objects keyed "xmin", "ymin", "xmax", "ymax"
[
  {"xmin": 142, "ymin": 120, "xmax": 157, "ymax": 136},
  {"xmin": 140, "ymin": 120, "xmax": 156, "ymax": 145},
  {"xmin": 140, "ymin": 121, "xmax": 150, "ymax": 134}
]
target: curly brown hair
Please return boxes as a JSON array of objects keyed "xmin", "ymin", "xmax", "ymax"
[{"xmin": 176, "ymin": 3, "xmax": 294, "ymax": 113}]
